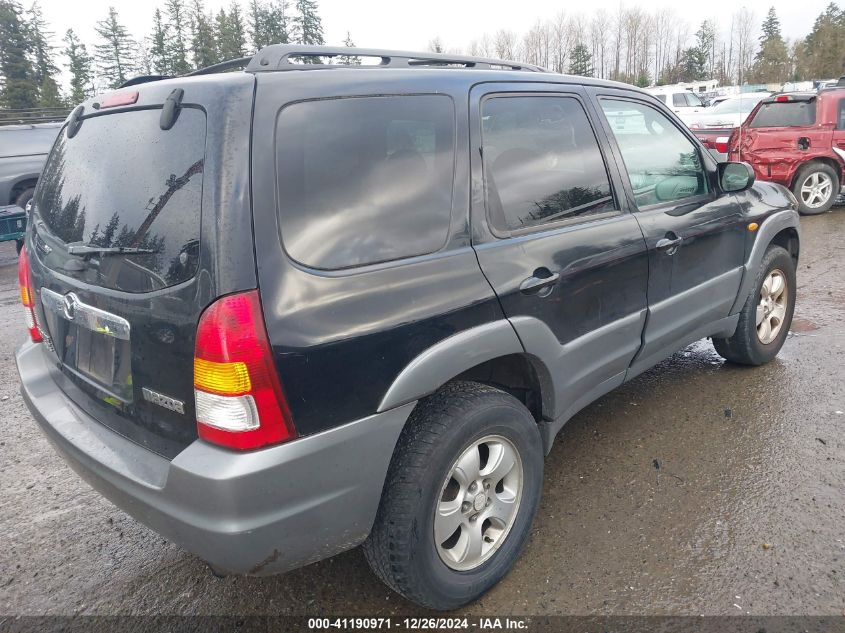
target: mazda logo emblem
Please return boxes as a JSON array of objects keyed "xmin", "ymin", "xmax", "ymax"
[{"xmin": 62, "ymin": 293, "xmax": 77, "ymax": 320}]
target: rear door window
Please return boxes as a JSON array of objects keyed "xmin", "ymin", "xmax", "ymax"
[
  {"xmin": 749, "ymin": 100, "xmax": 816, "ymax": 127},
  {"xmin": 481, "ymin": 95, "xmax": 615, "ymax": 232},
  {"xmin": 275, "ymin": 95, "xmax": 455, "ymax": 270},
  {"xmin": 34, "ymin": 108, "xmax": 206, "ymax": 292},
  {"xmin": 838, "ymin": 99, "xmax": 845, "ymax": 129},
  {"xmin": 673, "ymin": 93, "xmax": 686, "ymax": 107}
]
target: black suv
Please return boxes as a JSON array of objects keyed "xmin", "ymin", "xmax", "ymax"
[{"xmin": 16, "ymin": 45, "xmax": 800, "ymax": 610}]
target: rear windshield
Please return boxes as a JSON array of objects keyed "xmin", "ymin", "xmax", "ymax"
[
  {"xmin": 33, "ymin": 108, "xmax": 206, "ymax": 292},
  {"xmin": 749, "ymin": 100, "xmax": 816, "ymax": 128}
]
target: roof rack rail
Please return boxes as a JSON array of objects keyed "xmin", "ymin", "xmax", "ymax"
[
  {"xmin": 116, "ymin": 46, "xmax": 546, "ymax": 89},
  {"xmin": 185, "ymin": 56, "xmax": 252, "ymax": 76},
  {"xmin": 117, "ymin": 57, "xmax": 251, "ymax": 88},
  {"xmin": 120, "ymin": 74, "xmax": 172, "ymax": 88},
  {"xmin": 244, "ymin": 44, "xmax": 546, "ymax": 73}
]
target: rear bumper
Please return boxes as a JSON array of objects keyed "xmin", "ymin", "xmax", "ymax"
[{"xmin": 16, "ymin": 340, "xmax": 413, "ymax": 575}]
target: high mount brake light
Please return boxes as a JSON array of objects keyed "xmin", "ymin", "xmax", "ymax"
[
  {"xmin": 194, "ymin": 290, "xmax": 296, "ymax": 450},
  {"xmin": 17, "ymin": 246, "xmax": 42, "ymax": 343},
  {"xmin": 100, "ymin": 91, "xmax": 139, "ymax": 108},
  {"xmin": 775, "ymin": 95, "xmax": 791, "ymax": 103}
]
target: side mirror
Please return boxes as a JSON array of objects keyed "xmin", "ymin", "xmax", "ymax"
[{"xmin": 719, "ymin": 161, "xmax": 755, "ymax": 193}]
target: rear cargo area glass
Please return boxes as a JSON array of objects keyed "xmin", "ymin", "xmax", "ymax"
[
  {"xmin": 750, "ymin": 101, "xmax": 816, "ymax": 128},
  {"xmin": 33, "ymin": 108, "xmax": 206, "ymax": 292}
]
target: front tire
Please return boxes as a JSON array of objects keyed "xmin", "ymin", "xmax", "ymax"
[
  {"xmin": 363, "ymin": 381, "xmax": 543, "ymax": 610},
  {"xmin": 791, "ymin": 163, "xmax": 839, "ymax": 215},
  {"xmin": 713, "ymin": 245, "xmax": 796, "ymax": 366}
]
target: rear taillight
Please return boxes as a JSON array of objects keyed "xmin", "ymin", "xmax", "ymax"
[
  {"xmin": 17, "ymin": 246, "xmax": 42, "ymax": 343},
  {"xmin": 193, "ymin": 290, "xmax": 296, "ymax": 450},
  {"xmin": 714, "ymin": 136, "xmax": 731, "ymax": 154}
]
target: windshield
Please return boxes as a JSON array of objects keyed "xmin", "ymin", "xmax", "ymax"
[
  {"xmin": 33, "ymin": 108, "xmax": 206, "ymax": 293},
  {"xmin": 710, "ymin": 96, "xmax": 767, "ymax": 115},
  {"xmin": 686, "ymin": 93, "xmax": 704, "ymax": 107}
]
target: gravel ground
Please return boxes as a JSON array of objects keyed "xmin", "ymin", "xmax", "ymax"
[{"xmin": 1, "ymin": 210, "xmax": 844, "ymax": 617}]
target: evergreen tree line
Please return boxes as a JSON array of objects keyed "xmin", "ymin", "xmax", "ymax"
[
  {"xmin": 3, "ymin": 0, "xmax": 845, "ymax": 110},
  {"xmin": 437, "ymin": 3, "xmax": 845, "ymax": 87},
  {"xmin": 0, "ymin": 0, "xmax": 333, "ymax": 108}
]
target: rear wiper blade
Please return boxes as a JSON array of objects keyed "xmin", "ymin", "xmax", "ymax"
[{"xmin": 67, "ymin": 244, "xmax": 159, "ymax": 256}]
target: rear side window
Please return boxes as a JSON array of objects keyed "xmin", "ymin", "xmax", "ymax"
[
  {"xmin": 673, "ymin": 93, "xmax": 686, "ymax": 107},
  {"xmin": 838, "ymin": 99, "xmax": 845, "ymax": 129},
  {"xmin": 481, "ymin": 95, "xmax": 614, "ymax": 232},
  {"xmin": 275, "ymin": 95, "xmax": 455, "ymax": 270},
  {"xmin": 750, "ymin": 100, "xmax": 816, "ymax": 127},
  {"xmin": 34, "ymin": 108, "xmax": 206, "ymax": 292},
  {"xmin": 652, "ymin": 94, "xmax": 667, "ymax": 104}
]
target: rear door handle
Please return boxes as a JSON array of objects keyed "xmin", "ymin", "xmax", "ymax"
[
  {"xmin": 519, "ymin": 269, "xmax": 560, "ymax": 295},
  {"xmin": 656, "ymin": 235, "xmax": 683, "ymax": 254}
]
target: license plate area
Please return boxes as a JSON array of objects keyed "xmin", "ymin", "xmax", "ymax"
[
  {"xmin": 71, "ymin": 326, "xmax": 116, "ymax": 385},
  {"xmin": 40, "ymin": 288, "xmax": 132, "ymax": 403}
]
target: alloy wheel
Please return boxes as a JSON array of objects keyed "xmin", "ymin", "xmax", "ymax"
[
  {"xmin": 434, "ymin": 435, "xmax": 523, "ymax": 571},
  {"xmin": 757, "ymin": 268, "xmax": 788, "ymax": 344},
  {"xmin": 800, "ymin": 172, "xmax": 834, "ymax": 209}
]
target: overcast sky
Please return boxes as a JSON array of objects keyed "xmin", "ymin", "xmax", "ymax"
[{"xmin": 37, "ymin": 0, "xmax": 829, "ymax": 64}]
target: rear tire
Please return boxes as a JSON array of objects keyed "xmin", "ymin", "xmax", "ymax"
[
  {"xmin": 791, "ymin": 163, "xmax": 839, "ymax": 215},
  {"xmin": 713, "ymin": 245, "xmax": 795, "ymax": 366},
  {"xmin": 363, "ymin": 381, "xmax": 543, "ymax": 610}
]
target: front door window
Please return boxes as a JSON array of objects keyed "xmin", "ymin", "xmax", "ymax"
[{"xmin": 600, "ymin": 99, "xmax": 709, "ymax": 208}]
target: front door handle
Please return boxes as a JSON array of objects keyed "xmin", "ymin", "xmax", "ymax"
[
  {"xmin": 656, "ymin": 234, "xmax": 683, "ymax": 254},
  {"xmin": 519, "ymin": 268, "xmax": 560, "ymax": 296}
]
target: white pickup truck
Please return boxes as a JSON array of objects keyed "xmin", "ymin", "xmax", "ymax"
[
  {"xmin": 0, "ymin": 121, "xmax": 62, "ymax": 209},
  {"xmin": 644, "ymin": 86, "xmax": 707, "ymax": 122}
]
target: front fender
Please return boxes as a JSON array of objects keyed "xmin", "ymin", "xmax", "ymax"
[{"xmin": 729, "ymin": 207, "xmax": 801, "ymax": 314}]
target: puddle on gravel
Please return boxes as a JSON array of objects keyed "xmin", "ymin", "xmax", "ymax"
[{"xmin": 790, "ymin": 317, "xmax": 820, "ymax": 332}]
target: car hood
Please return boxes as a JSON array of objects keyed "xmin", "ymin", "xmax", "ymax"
[{"xmin": 688, "ymin": 112, "xmax": 745, "ymax": 129}]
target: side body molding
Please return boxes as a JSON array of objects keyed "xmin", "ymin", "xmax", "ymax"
[
  {"xmin": 730, "ymin": 208, "xmax": 801, "ymax": 314},
  {"xmin": 511, "ymin": 311, "xmax": 647, "ymax": 423},
  {"xmin": 377, "ymin": 320, "xmax": 524, "ymax": 412}
]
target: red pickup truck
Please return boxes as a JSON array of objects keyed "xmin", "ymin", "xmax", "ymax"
[{"xmin": 728, "ymin": 89, "xmax": 845, "ymax": 214}]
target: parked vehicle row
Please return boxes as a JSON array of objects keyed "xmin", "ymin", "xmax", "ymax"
[
  {"xmin": 675, "ymin": 85, "xmax": 845, "ymax": 213},
  {"xmin": 688, "ymin": 92, "xmax": 772, "ymax": 158},
  {"xmin": 16, "ymin": 45, "xmax": 801, "ymax": 611},
  {"xmin": 645, "ymin": 85, "xmax": 707, "ymax": 122},
  {"xmin": 728, "ymin": 89, "xmax": 845, "ymax": 214}
]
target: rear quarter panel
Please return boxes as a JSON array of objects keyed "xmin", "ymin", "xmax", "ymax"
[{"xmin": 249, "ymin": 71, "xmax": 505, "ymax": 436}]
